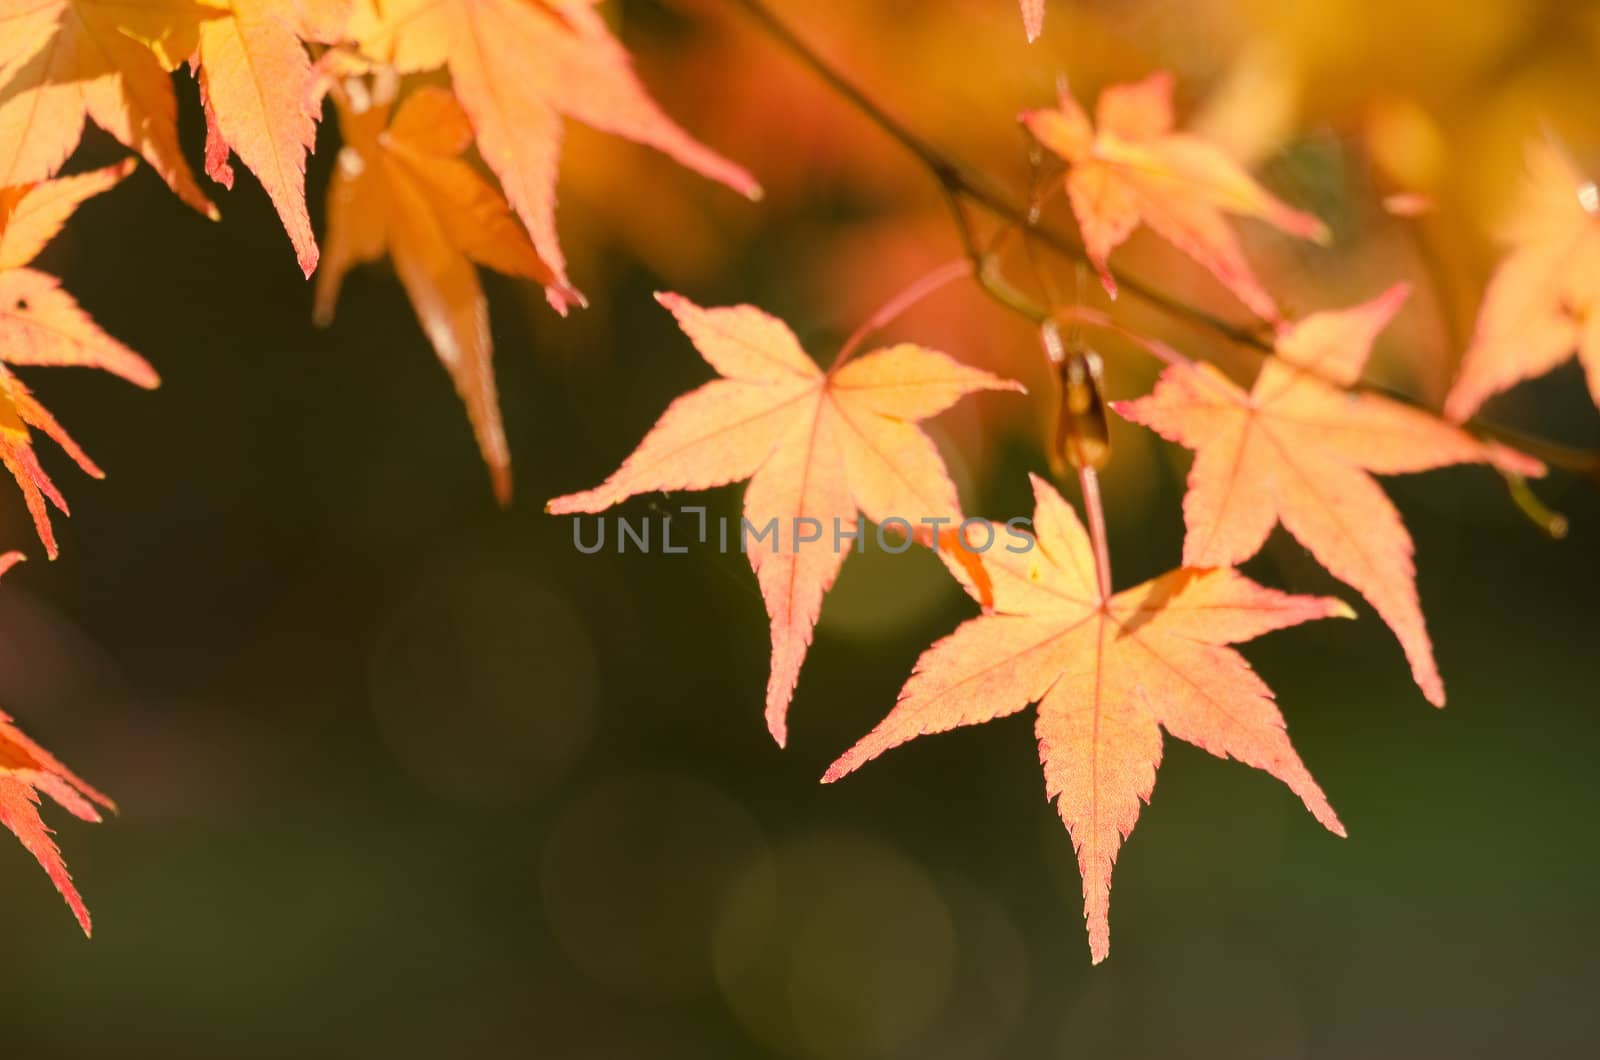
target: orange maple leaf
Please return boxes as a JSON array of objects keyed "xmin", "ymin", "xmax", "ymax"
[
  {"xmin": 0, "ymin": 552, "xmax": 114, "ymax": 936},
  {"xmin": 1445, "ymin": 137, "xmax": 1600, "ymax": 421},
  {"xmin": 0, "ymin": 158, "xmax": 158, "ymax": 557},
  {"xmin": 548, "ymin": 293, "xmax": 1020, "ymax": 744},
  {"xmin": 143, "ymin": 0, "xmax": 335, "ymax": 276},
  {"xmin": 314, "ymin": 78, "xmax": 555, "ymax": 504},
  {"xmin": 349, "ymin": 0, "xmax": 760, "ymax": 312},
  {"xmin": 826, "ymin": 474, "xmax": 1349, "ymax": 963},
  {"xmin": 1019, "ymin": 0, "xmax": 1044, "ymax": 41},
  {"xmin": 1021, "ymin": 71, "xmax": 1328, "ymax": 321},
  {"xmin": 1113, "ymin": 286, "xmax": 1545, "ymax": 707},
  {"xmin": 0, "ymin": 0, "xmax": 220, "ymax": 217}
]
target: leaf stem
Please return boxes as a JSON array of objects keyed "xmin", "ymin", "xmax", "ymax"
[
  {"xmin": 830, "ymin": 258, "xmax": 974, "ymax": 373},
  {"xmin": 1051, "ymin": 305, "xmax": 1199, "ymax": 373},
  {"xmin": 1501, "ymin": 471, "xmax": 1571, "ymax": 539},
  {"xmin": 1079, "ymin": 464, "xmax": 1113, "ymax": 602}
]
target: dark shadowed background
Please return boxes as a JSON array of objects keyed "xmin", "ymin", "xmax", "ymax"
[{"xmin": 2, "ymin": 0, "xmax": 1597, "ymax": 1056}]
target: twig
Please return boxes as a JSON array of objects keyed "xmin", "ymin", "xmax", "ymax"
[
  {"xmin": 721, "ymin": 0, "xmax": 1600, "ymax": 486},
  {"xmin": 938, "ymin": 185, "xmax": 1049, "ymax": 324},
  {"xmin": 725, "ymin": 0, "xmax": 1263, "ymax": 346}
]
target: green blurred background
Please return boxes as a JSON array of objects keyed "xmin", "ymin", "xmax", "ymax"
[{"xmin": 2, "ymin": 0, "xmax": 1598, "ymax": 1055}]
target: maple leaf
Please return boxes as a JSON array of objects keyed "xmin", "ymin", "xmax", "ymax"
[
  {"xmin": 0, "ymin": 0, "xmax": 221, "ymax": 217},
  {"xmin": 547, "ymin": 294, "xmax": 1020, "ymax": 745},
  {"xmin": 0, "ymin": 159, "xmax": 158, "ymax": 557},
  {"xmin": 826, "ymin": 474, "xmax": 1349, "ymax": 963},
  {"xmin": 132, "ymin": 0, "xmax": 331, "ymax": 276},
  {"xmin": 1113, "ymin": 285, "xmax": 1545, "ymax": 707},
  {"xmin": 1020, "ymin": 71, "xmax": 1328, "ymax": 322},
  {"xmin": 1444, "ymin": 137, "xmax": 1600, "ymax": 421},
  {"xmin": 296, "ymin": 0, "xmax": 353, "ymax": 42},
  {"xmin": 1019, "ymin": 0, "xmax": 1044, "ymax": 41},
  {"xmin": 349, "ymin": 0, "xmax": 760, "ymax": 312},
  {"xmin": 0, "ymin": 552, "xmax": 115, "ymax": 936},
  {"xmin": 314, "ymin": 79, "xmax": 555, "ymax": 504}
]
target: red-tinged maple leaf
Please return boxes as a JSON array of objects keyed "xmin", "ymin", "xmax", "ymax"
[
  {"xmin": 314, "ymin": 78, "xmax": 555, "ymax": 504},
  {"xmin": 825, "ymin": 474, "xmax": 1349, "ymax": 964},
  {"xmin": 1113, "ymin": 285, "xmax": 1545, "ymax": 707},
  {"xmin": 0, "ymin": 552, "xmax": 115, "ymax": 936},
  {"xmin": 1019, "ymin": 0, "xmax": 1044, "ymax": 42},
  {"xmin": 1444, "ymin": 137, "xmax": 1600, "ymax": 421},
  {"xmin": 1020, "ymin": 71, "xmax": 1328, "ymax": 322},
  {"xmin": 0, "ymin": 159, "xmax": 158, "ymax": 557},
  {"xmin": 149, "ymin": 0, "xmax": 330, "ymax": 276},
  {"xmin": 548, "ymin": 294, "xmax": 1020, "ymax": 744},
  {"xmin": 349, "ymin": 0, "xmax": 760, "ymax": 312},
  {"xmin": 0, "ymin": 0, "xmax": 221, "ymax": 217}
]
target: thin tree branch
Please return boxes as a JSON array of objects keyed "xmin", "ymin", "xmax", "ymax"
[
  {"xmin": 722, "ymin": 0, "xmax": 1600, "ymax": 486},
  {"xmin": 938, "ymin": 185, "xmax": 1049, "ymax": 324},
  {"xmin": 725, "ymin": 0, "xmax": 1266, "ymax": 348}
]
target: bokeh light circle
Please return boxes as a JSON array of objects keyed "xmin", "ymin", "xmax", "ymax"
[
  {"xmin": 369, "ymin": 560, "xmax": 597, "ymax": 807},
  {"xmin": 715, "ymin": 830, "xmax": 957, "ymax": 1058},
  {"xmin": 540, "ymin": 769, "xmax": 771, "ymax": 1001}
]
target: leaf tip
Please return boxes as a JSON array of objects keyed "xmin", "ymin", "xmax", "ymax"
[
  {"xmin": 1100, "ymin": 270, "xmax": 1120, "ymax": 300},
  {"xmin": 1025, "ymin": 470, "xmax": 1061, "ymax": 503},
  {"xmin": 491, "ymin": 465, "xmax": 513, "ymax": 508},
  {"xmin": 546, "ymin": 282, "xmax": 588, "ymax": 315},
  {"xmin": 1440, "ymin": 389, "xmax": 1474, "ymax": 424},
  {"xmin": 1020, "ymin": 0, "xmax": 1045, "ymax": 41},
  {"xmin": 1381, "ymin": 280, "xmax": 1414, "ymax": 304},
  {"xmin": 822, "ymin": 748, "xmax": 867, "ymax": 784},
  {"xmin": 121, "ymin": 357, "xmax": 161, "ymax": 390},
  {"xmin": 765, "ymin": 692, "xmax": 791, "ymax": 749},
  {"xmin": 70, "ymin": 896, "xmax": 92, "ymax": 938}
]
